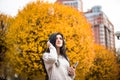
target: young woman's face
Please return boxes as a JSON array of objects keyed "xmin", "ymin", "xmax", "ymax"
[{"xmin": 55, "ymin": 34, "xmax": 63, "ymax": 48}]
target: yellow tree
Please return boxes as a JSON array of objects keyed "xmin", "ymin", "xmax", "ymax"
[
  {"xmin": 85, "ymin": 44, "xmax": 119, "ymax": 80},
  {"xmin": 0, "ymin": 13, "xmax": 13, "ymax": 78},
  {"xmin": 5, "ymin": 1, "xmax": 94, "ymax": 79}
]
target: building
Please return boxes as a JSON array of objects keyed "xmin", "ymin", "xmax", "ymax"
[
  {"xmin": 56, "ymin": 0, "xmax": 83, "ymax": 12},
  {"xmin": 84, "ymin": 6, "xmax": 115, "ymax": 50},
  {"xmin": 56, "ymin": 0, "xmax": 115, "ymax": 50}
]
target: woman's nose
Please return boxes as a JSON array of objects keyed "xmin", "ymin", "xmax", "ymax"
[{"xmin": 57, "ymin": 39, "xmax": 61, "ymax": 42}]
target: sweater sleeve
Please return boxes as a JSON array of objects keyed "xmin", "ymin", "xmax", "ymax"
[{"xmin": 42, "ymin": 44, "xmax": 57, "ymax": 64}]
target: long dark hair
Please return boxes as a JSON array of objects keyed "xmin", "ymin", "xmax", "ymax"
[
  {"xmin": 42, "ymin": 32, "xmax": 69, "ymax": 80},
  {"xmin": 46, "ymin": 32, "xmax": 68, "ymax": 61}
]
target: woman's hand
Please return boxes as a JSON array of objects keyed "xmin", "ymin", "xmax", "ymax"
[{"xmin": 68, "ymin": 67, "xmax": 75, "ymax": 76}]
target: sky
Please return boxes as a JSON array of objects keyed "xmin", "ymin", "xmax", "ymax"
[{"xmin": 0, "ymin": 0, "xmax": 120, "ymax": 49}]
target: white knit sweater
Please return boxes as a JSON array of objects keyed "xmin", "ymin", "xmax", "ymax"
[{"xmin": 42, "ymin": 44, "xmax": 74, "ymax": 80}]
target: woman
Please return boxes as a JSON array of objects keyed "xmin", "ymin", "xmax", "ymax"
[{"xmin": 42, "ymin": 32, "xmax": 75, "ymax": 80}]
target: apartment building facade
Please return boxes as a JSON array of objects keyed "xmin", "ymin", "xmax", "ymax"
[
  {"xmin": 56, "ymin": 0, "xmax": 83, "ymax": 12},
  {"xmin": 56, "ymin": 0, "xmax": 115, "ymax": 50},
  {"xmin": 84, "ymin": 6, "xmax": 115, "ymax": 50}
]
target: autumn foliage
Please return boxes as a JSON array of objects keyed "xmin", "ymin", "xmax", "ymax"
[
  {"xmin": 0, "ymin": 13, "xmax": 13, "ymax": 78},
  {"xmin": 1, "ymin": 1, "xmax": 119, "ymax": 80},
  {"xmin": 4, "ymin": 1, "xmax": 95, "ymax": 79},
  {"xmin": 85, "ymin": 44, "xmax": 119, "ymax": 80}
]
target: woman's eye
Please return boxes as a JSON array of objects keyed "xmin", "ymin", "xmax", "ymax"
[
  {"xmin": 56, "ymin": 37, "xmax": 62, "ymax": 40},
  {"xmin": 60, "ymin": 37, "xmax": 62, "ymax": 40}
]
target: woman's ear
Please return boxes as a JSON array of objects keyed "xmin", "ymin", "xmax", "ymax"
[{"xmin": 64, "ymin": 39, "xmax": 66, "ymax": 45}]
